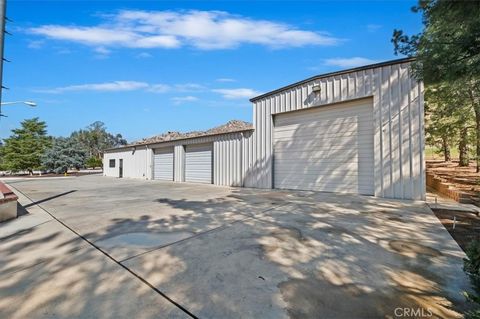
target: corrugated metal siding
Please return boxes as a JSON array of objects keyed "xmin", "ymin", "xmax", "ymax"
[
  {"xmin": 174, "ymin": 145, "xmax": 185, "ymax": 182},
  {"xmin": 105, "ymin": 133, "xmax": 252, "ymax": 186},
  {"xmin": 244, "ymin": 61, "xmax": 425, "ymax": 200},
  {"xmin": 213, "ymin": 132, "xmax": 247, "ymax": 187}
]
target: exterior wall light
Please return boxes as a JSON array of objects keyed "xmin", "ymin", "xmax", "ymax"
[{"xmin": 312, "ymin": 85, "xmax": 321, "ymax": 93}]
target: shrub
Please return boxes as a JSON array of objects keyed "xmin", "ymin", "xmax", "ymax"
[{"xmin": 464, "ymin": 240, "xmax": 480, "ymax": 318}]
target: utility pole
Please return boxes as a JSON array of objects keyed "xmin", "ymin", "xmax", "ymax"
[{"xmin": 0, "ymin": 0, "xmax": 7, "ymax": 116}]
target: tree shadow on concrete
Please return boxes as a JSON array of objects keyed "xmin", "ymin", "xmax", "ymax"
[
  {"xmin": 0, "ymin": 182, "xmax": 471, "ymax": 319},
  {"xmin": 0, "ymin": 215, "xmax": 187, "ymax": 319},
  {"xmin": 86, "ymin": 188, "xmax": 470, "ymax": 318}
]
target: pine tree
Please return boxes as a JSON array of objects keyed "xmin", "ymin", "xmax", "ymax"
[
  {"xmin": 425, "ymin": 83, "xmax": 475, "ymax": 165},
  {"xmin": 392, "ymin": 0, "xmax": 480, "ymax": 170},
  {"xmin": 1, "ymin": 118, "xmax": 50, "ymax": 174}
]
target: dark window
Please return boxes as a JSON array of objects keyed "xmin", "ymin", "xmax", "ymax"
[{"xmin": 109, "ymin": 159, "xmax": 115, "ymax": 168}]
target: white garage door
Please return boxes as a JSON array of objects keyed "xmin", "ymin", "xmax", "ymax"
[
  {"xmin": 153, "ymin": 147, "xmax": 174, "ymax": 181},
  {"xmin": 185, "ymin": 144, "xmax": 213, "ymax": 184},
  {"xmin": 273, "ymin": 99, "xmax": 374, "ymax": 195}
]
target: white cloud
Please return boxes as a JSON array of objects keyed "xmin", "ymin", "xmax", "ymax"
[
  {"xmin": 171, "ymin": 96, "xmax": 198, "ymax": 105},
  {"xmin": 56, "ymin": 48, "xmax": 72, "ymax": 55},
  {"xmin": 94, "ymin": 46, "xmax": 111, "ymax": 55},
  {"xmin": 213, "ymin": 88, "xmax": 261, "ymax": 99},
  {"xmin": 28, "ymin": 10, "xmax": 341, "ymax": 51},
  {"xmin": 324, "ymin": 57, "xmax": 378, "ymax": 68},
  {"xmin": 27, "ymin": 39, "xmax": 44, "ymax": 49},
  {"xmin": 147, "ymin": 84, "xmax": 171, "ymax": 93},
  {"xmin": 174, "ymin": 83, "xmax": 206, "ymax": 92},
  {"xmin": 367, "ymin": 24, "xmax": 382, "ymax": 32},
  {"xmin": 136, "ymin": 52, "xmax": 153, "ymax": 58},
  {"xmin": 34, "ymin": 81, "xmax": 166, "ymax": 94},
  {"xmin": 29, "ymin": 25, "xmax": 180, "ymax": 49},
  {"xmin": 216, "ymin": 78, "xmax": 236, "ymax": 82},
  {"xmin": 33, "ymin": 81, "xmax": 205, "ymax": 95}
]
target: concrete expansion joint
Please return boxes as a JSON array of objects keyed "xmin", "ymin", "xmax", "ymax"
[
  {"xmin": 8, "ymin": 186, "xmax": 199, "ymax": 319},
  {"xmin": 119, "ymin": 202, "xmax": 290, "ymax": 264}
]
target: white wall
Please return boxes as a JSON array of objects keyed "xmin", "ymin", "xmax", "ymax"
[
  {"xmin": 244, "ymin": 59, "xmax": 425, "ymax": 200},
  {"xmin": 103, "ymin": 147, "xmax": 149, "ymax": 179}
]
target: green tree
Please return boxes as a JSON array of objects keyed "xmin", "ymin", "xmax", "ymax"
[
  {"xmin": 392, "ymin": 0, "xmax": 480, "ymax": 171},
  {"xmin": 41, "ymin": 137, "xmax": 87, "ymax": 174},
  {"xmin": 85, "ymin": 156, "xmax": 103, "ymax": 169},
  {"xmin": 425, "ymin": 83, "xmax": 475, "ymax": 165},
  {"xmin": 71, "ymin": 121, "xmax": 127, "ymax": 159},
  {"xmin": 392, "ymin": 1, "xmax": 480, "ymax": 83},
  {"xmin": 1, "ymin": 118, "xmax": 50, "ymax": 174},
  {"xmin": 464, "ymin": 240, "xmax": 480, "ymax": 319}
]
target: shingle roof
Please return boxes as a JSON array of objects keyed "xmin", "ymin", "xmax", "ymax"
[
  {"xmin": 135, "ymin": 119, "xmax": 253, "ymax": 145},
  {"xmin": 106, "ymin": 120, "xmax": 253, "ymax": 151}
]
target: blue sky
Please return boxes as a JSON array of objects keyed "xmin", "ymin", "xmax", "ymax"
[{"xmin": 2, "ymin": 1, "xmax": 421, "ymax": 142}]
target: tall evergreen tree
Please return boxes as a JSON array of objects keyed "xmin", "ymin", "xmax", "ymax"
[
  {"xmin": 425, "ymin": 83, "xmax": 475, "ymax": 164},
  {"xmin": 1, "ymin": 118, "xmax": 50, "ymax": 174},
  {"xmin": 392, "ymin": 0, "xmax": 480, "ymax": 170}
]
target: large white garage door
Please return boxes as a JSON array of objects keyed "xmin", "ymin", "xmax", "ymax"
[
  {"xmin": 185, "ymin": 144, "xmax": 212, "ymax": 184},
  {"xmin": 153, "ymin": 147, "xmax": 174, "ymax": 181},
  {"xmin": 273, "ymin": 99, "xmax": 374, "ymax": 195}
]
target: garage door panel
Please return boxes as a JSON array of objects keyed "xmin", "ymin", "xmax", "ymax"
[
  {"xmin": 275, "ymin": 104, "xmax": 372, "ymax": 125},
  {"xmin": 275, "ymin": 152, "xmax": 371, "ymax": 162},
  {"xmin": 273, "ymin": 183, "xmax": 373, "ymax": 195},
  {"xmin": 274, "ymin": 178, "xmax": 374, "ymax": 189},
  {"xmin": 277, "ymin": 113, "xmax": 372, "ymax": 124},
  {"xmin": 274, "ymin": 175, "xmax": 374, "ymax": 188},
  {"xmin": 274, "ymin": 162, "xmax": 374, "ymax": 173},
  {"xmin": 154, "ymin": 148, "xmax": 174, "ymax": 181},
  {"xmin": 274, "ymin": 128, "xmax": 373, "ymax": 140},
  {"xmin": 275, "ymin": 121, "xmax": 371, "ymax": 132},
  {"xmin": 274, "ymin": 146, "xmax": 372, "ymax": 157},
  {"xmin": 274, "ymin": 164, "xmax": 374, "ymax": 175},
  {"xmin": 274, "ymin": 140, "xmax": 374, "ymax": 151},
  {"xmin": 273, "ymin": 99, "xmax": 374, "ymax": 195},
  {"xmin": 275, "ymin": 176, "xmax": 374, "ymax": 188},
  {"xmin": 185, "ymin": 144, "xmax": 212, "ymax": 184}
]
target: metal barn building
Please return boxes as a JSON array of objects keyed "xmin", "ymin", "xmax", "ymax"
[{"xmin": 104, "ymin": 57, "xmax": 425, "ymax": 200}]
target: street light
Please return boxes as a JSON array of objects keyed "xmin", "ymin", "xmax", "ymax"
[
  {"xmin": 1, "ymin": 101, "xmax": 37, "ymax": 107},
  {"xmin": 0, "ymin": 100, "xmax": 37, "ymax": 117}
]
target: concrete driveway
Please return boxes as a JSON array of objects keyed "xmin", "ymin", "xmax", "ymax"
[{"xmin": 0, "ymin": 175, "xmax": 470, "ymax": 318}]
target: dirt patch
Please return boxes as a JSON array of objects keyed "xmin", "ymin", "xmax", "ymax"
[{"xmin": 432, "ymin": 208, "xmax": 480, "ymax": 252}]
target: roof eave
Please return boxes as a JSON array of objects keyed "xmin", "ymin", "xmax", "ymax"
[
  {"xmin": 103, "ymin": 127, "xmax": 254, "ymax": 153},
  {"xmin": 249, "ymin": 57, "xmax": 416, "ymax": 103}
]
